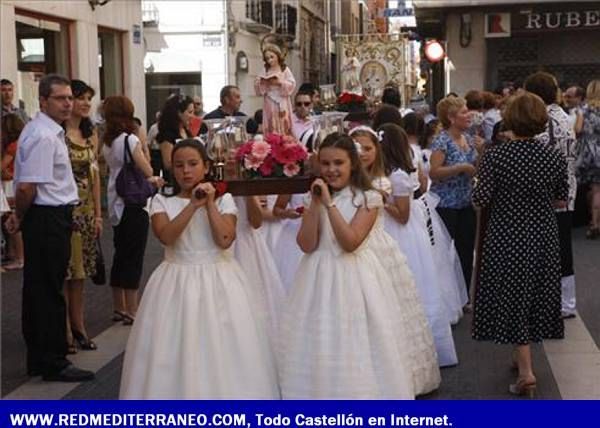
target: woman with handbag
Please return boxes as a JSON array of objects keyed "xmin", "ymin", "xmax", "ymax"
[
  {"xmin": 64, "ymin": 80, "xmax": 102, "ymax": 352},
  {"xmin": 102, "ymin": 96, "xmax": 164, "ymax": 325}
]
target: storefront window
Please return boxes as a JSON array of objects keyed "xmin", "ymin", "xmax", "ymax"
[
  {"xmin": 15, "ymin": 11, "xmax": 70, "ymax": 117},
  {"xmin": 98, "ymin": 28, "xmax": 124, "ymax": 99}
]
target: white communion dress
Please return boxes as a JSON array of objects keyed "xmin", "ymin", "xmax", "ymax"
[
  {"xmin": 119, "ymin": 194, "xmax": 279, "ymax": 399},
  {"xmin": 370, "ymin": 177, "xmax": 441, "ymax": 395},
  {"xmin": 234, "ymin": 196, "xmax": 286, "ymax": 341},
  {"xmin": 384, "ymin": 169, "xmax": 458, "ymax": 367},
  {"xmin": 278, "ymin": 187, "xmax": 415, "ymax": 399},
  {"xmin": 273, "ymin": 193, "xmax": 305, "ymax": 292},
  {"xmin": 261, "ymin": 194, "xmax": 284, "ymax": 253}
]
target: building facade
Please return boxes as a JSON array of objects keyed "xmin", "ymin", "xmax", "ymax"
[
  {"xmin": 0, "ymin": 0, "xmax": 145, "ymax": 122},
  {"xmin": 414, "ymin": 0, "xmax": 600, "ymax": 101}
]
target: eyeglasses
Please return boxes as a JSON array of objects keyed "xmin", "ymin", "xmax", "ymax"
[
  {"xmin": 48, "ymin": 95, "xmax": 74, "ymax": 102},
  {"xmin": 296, "ymin": 102, "xmax": 311, "ymax": 107}
]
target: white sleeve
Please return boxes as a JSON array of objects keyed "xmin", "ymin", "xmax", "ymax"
[
  {"xmin": 364, "ymin": 190, "xmax": 384, "ymax": 209},
  {"xmin": 149, "ymin": 194, "xmax": 168, "ymax": 216},
  {"xmin": 217, "ymin": 193, "xmax": 238, "ymax": 216},
  {"xmin": 390, "ymin": 170, "xmax": 413, "ymax": 197}
]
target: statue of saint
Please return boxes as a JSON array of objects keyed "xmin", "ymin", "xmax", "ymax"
[{"xmin": 254, "ymin": 44, "xmax": 296, "ymax": 135}]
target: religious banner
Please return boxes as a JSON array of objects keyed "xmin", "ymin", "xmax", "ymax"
[{"xmin": 338, "ymin": 34, "xmax": 410, "ymax": 102}]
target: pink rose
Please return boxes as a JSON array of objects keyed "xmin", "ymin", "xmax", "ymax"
[
  {"xmin": 283, "ymin": 162, "xmax": 300, "ymax": 177},
  {"xmin": 244, "ymin": 155, "xmax": 262, "ymax": 170},
  {"xmin": 251, "ymin": 140, "xmax": 271, "ymax": 161}
]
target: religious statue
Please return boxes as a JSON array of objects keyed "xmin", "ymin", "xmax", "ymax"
[
  {"xmin": 254, "ymin": 43, "xmax": 296, "ymax": 135},
  {"xmin": 341, "ymin": 48, "xmax": 362, "ymax": 95}
]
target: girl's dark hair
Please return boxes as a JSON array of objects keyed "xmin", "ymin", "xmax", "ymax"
[
  {"xmin": 70, "ymin": 79, "xmax": 95, "ymax": 139},
  {"xmin": 158, "ymin": 94, "xmax": 193, "ymax": 143},
  {"xmin": 419, "ymin": 119, "xmax": 440, "ymax": 150},
  {"xmin": 102, "ymin": 96, "xmax": 137, "ymax": 146},
  {"xmin": 378, "ymin": 123, "xmax": 416, "ymax": 176},
  {"xmin": 169, "ymin": 138, "xmax": 212, "ymax": 197},
  {"xmin": 401, "ymin": 112, "xmax": 424, "ymax": 138},
  {"xmin": 372, "ymin": 104, "xmax": 403, "ymax": 130},
  {"xmin": 319, "ymin": 133, "xmax": 373, "ymax": 206}
]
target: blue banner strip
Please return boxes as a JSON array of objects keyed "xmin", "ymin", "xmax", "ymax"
[{"xmin": 1, "ymin": 401, "xmax": 599, "ymax": 428}]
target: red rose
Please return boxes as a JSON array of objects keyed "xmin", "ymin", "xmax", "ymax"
[{"xmin": 295, "ymin": 206, "xmax": 305, "ymax": 215}]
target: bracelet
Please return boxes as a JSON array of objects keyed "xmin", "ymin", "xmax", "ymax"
[{"xmin": 326, "ymin": 202, "xmax": 336, "ymax": 210}]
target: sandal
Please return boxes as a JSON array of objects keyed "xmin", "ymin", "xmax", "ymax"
[
  {"xmin": 112, "ymin": 310, "xmax": 127, "ymax": 322},
  {"xmin": 122, "ymin": 314, "xmax": 135, "ymax": 326},
  {"xmin": 72, "ymin": 329, "xmax": 98, "ymax": 351}
]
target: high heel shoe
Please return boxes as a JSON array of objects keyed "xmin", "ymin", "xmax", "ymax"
[
  {"xmin": 509, "ymin": 376, "xmax": 537, "ymax": 398},
  {"xmin": 72, "ymin": 329, "xmax": 97, "ymax": 351}
]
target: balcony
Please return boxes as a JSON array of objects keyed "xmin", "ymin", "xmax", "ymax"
[
  {"xmin": 275, "ymin": 3, "xmax": 297, "ymax": 39},
  {"xmin": 142, "ymin": 2, "xmax": 159, "ymax": 27},
  {"xmin": 245, "ymin": 0, "xmax": 273, "ymax": 33}
]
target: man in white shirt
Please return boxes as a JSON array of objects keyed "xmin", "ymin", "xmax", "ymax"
[
  {"xmin": 291, "ymin": 90, "xmax": 314, "ymax": 150},
  {"xmin": 6, "ymin": 74, "xmax": 94, "ymax": 382}
]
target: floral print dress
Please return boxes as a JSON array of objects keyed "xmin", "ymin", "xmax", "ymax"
[
  {"xmin": 66, "ymin": 136, "xmax": 97, "ymax": 280},
  {"xmin": 578, "ymin": 105, "xmax": 600, "ymax": 184}
]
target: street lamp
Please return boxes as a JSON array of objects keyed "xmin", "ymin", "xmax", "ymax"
[{"xmin": 88, "ymin": 0, "xmax": 112, "ymax": 10}]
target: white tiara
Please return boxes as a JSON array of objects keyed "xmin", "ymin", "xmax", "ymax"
[{"xmin": 348, "ymin": 125, "xmax": 381, "ymax": 142}]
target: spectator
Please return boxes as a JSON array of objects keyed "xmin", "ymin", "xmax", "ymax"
[
  {"xmin": 291, "ymin": 90, "xmax": 314, "ymax": 150},
  {"xmin": 1, "ymin": 79, "xmax": 30, "ymax": 124},
  {"xmin": 201, "ymin": 85, "xmax": 258, "ymax": 134},
  {"xmin": 63, "ymin": 79, "xmax": 101, "ymax": 354},
  {"xmin": 193, "ymin": 95, "xmax": 204, "ymax": 117},
  {"xmin": 464, "ymin": 90, "xmax": 484, "ymax": 139},
  {"xmin": 157, "ymin": 95, "xmax": 194, "ymax": 192},
  {"xmin": 429, "ymin": 96, "xmax": 483, "ymax": 295},
  {"xmin": 298, "ymin": 82, "xmax": 321, "ymax": 115},
  {"xmin": 382, "ymin": 86, "xmax": 413, "ymax": 117},
  {"xmin": 102, "ymin": 96, "xmax": 163, "ymax": 326},
  {"xmin": 481, "ymin": 91, "xmax": 502, "ymax": 143},
  {"xmin": 524, "ymin": 71, "xmax": 579, "ymax": 319},
  {"xmin": 577, "ymin": 79, "xmax": 600, "ymax": 240},
  {"xmin": 563, "ymin": 85, "xmax": 585, "ymax": 134},
  {"xmin": 472, "ymin": 92, "xmax": 568, "ymax": 397},
  {"xmin": 1, "ymin": 113, "xmax": 25, "ymax": 270},
  {"xmin": 7, "ymin": 74, "xmax": 94, "ymax": 382},
  {"xmin": 146, "ymin": 111, "xmax": 162, "ymax": 176}
]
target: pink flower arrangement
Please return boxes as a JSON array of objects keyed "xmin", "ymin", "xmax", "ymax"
[{"xmin": 236, "ymin": 133, "xmax": 308, "ymax": 178}]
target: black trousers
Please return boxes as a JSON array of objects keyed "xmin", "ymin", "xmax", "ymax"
[
  {"xmin": 557, "ymin": 211, "xmax": 574, "ymax": 277},
  {"xmin": 110, "ymin": 206, "xmax": 149, "ymax": 290},
  {"xmin": 437, "ymin": 206, "xmax": 476, "ymax": 294},
  {"xmin": 21, "ymin": 205, "xmax": 73, "ymax": 375}
]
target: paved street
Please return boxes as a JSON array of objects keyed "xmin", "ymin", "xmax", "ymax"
[{"xmin": 2, "ymin": 225, "xmax": 599, "ymax": 399}]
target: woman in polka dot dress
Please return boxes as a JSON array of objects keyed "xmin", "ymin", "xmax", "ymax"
[{"xmin": 472, "ymin": 93, "xmax": 568, "ymax": 398}]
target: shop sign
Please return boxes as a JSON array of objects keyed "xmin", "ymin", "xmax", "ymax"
[{"xmin": 517, "ymin": 8, "xmax": 600, "ymax": 31}]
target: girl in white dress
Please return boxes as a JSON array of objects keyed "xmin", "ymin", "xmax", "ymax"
[
  {"xmin": 234, "ymin": 195, "xmax": 286, "ymax": 340},
  {"xmin": 352, "ymin": 126, "xmax": 440, "ymax": 395},
  {"xmin": 120, "ymin": 139, "xmax": 279, "ymax": 399},
  {"xmin": 260, "ymin": 194, "xmax": 284, "ymax": 253},
  {"xmin": 378, "ymin": 123, "xmax": 458, "ymax": 367},
  {"xmin": 406, "ymin": 119, "xmax": 468, "ymax": 324},
  {"xmin": 278, "ymin": 133, "xmax": 415, "ymax": 399},
  {"xmin": 272, "ymin": 193, "xmax": 304, "ymax": 292}
]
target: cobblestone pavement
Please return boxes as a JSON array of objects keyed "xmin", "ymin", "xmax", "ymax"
[{"xmin": 2, "ymin": 226, "xmax": 599, "ymax": 399}]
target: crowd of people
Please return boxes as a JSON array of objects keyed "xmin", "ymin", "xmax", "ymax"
[{"xmin": 1, "ymin": 69, "xmax": 599, "ymax": 398}]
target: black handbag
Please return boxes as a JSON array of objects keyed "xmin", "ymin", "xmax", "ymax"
[
  {"xmin": 115, "ymin": 134, "xmax": 156, "ymax": 205},
  {"xmin": 91, "ymin": 238, "xmax": 106, "ymax": 285}
]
